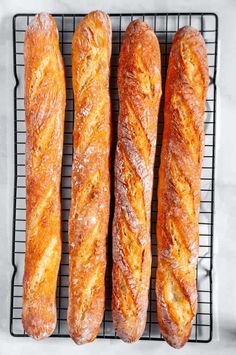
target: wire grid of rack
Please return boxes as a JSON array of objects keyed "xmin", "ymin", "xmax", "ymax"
[{"xmin": 11, "ymin": 12, "xmax": 218, "ymax": 342}]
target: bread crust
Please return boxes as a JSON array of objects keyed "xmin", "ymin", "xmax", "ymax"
[
  {"xmin": 156, "ymin": 26, "xmax": 209, "ymax": 348},
  {"xmin": 112, "ymin": 20, "xmax": 162, "ymax": 342},
  {"xmin": 67, "ymin": 11, "xmax": 111, "ymax": 345},
  {"xmin": 22, "ymin": 13, "xmax": 66, "ymax": 340}
]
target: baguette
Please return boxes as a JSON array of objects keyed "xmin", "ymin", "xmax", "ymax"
[
  {"xmin": 156, "ymin": 26, "xmax": 209, "ymax": 348},
  {"xmin": 67, "ymin": 11, "xmax": 111, "ymax": 345},
  {"xmin": 22, "ymin": 13, "xmax": 66, "ymax": 339},
  {"xmin": 112, "ymin": 20, "xmax": 162, "ymax": 342}
]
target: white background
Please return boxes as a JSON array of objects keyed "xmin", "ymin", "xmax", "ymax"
[{"xmin": 0, "ymin": 0, "xmax": 236, "ymax": 354}]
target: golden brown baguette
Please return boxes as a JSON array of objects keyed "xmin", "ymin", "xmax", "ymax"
[
  {"xmin": 112, "ymin": 20, "xmax": 162, "ymax": 342},
  {"xmin": 68, "ymin": 11, "xmax": 111, "ymax": 345},
  {"xmin": 22, "ymin": 13, "xmax": 66, "ymax": 340},
  {"xmin": 156, "ymin": 26, "xmax": 209, "ymax": 348}
]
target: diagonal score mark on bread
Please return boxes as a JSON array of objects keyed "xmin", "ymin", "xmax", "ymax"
[
  {"xmin": 160, "ymin": 265, "xmax": 194, "ymax": 326},
  {"xmin": 27, "ymin": 186, "xmax": 54, "ymax": 238},
  {"xmin": 76, "ymin": 48, "xmax": 100, "ymax": 95},
  {"xmin": 170, "ymin": 159, "xmax": 196, "ymax": 217},
  {"xmin": 77, "ymin": 265, "xmax": 101, "ymax": 321},
  {"xmin": 134, "ymin": 53, "xmax": 161, "ymax": 101},
  {"xmin": 116, "ymin": 265, "xmax": 138, "ymax": 318},
  {"xmin": 28, "ymin": 55, "xmax": 51, "ymax": 104},
  {"xmin": 125, "ymin": 101, "xmax": 151, "ymax": 167},
  {"xmin": 120, "ymin": 147, "xmax": 147, "ymax": 226},
  {"xmin": 71, "ymin": 222, "xmax": 100, "ymax": 266},
  {"xmin": 74, "ymin": 100, "xmax": 107, "ymax": 156},
  {"xmin": 30, "ymin": 113, "xmax": 60, "ymax": 170},
  {"xmin": 168, "ymin": 219, "xmax": 195, "ymax": 262},
  {"xmin": 69, "ymin": 223, "xmax": 101, "ymax": 322},
  {"xmin": 71, "ymin": 171, "xmax": 100, "ymax": 219},
  {"xmin": 171, "ymin": 94, "xmax": 201, "ymax": 163},
  {"xmin": 119, "ymin": 212, "xmax": 143, "ymax": 279},
  {"xmin": 180, "ymin": 42, "xmax": 206, "ymax": 103},
  {"xmin": 23, "ymin": 237, "xmax": 58, "ymax": 305}
]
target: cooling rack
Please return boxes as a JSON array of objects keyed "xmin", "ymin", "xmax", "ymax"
[{"xmin": 11, "ymin": 12, "xmax": 218, "ymax": 342}]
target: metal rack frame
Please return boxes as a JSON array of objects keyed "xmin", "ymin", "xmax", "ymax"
[{"xmin": 10, "ymin": 12, "xmax": 218, "ymax": 342}]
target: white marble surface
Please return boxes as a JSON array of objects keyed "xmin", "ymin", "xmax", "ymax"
[{"xmin": 0, "ymin": 0, "xmax": 236, "ymax": 354}]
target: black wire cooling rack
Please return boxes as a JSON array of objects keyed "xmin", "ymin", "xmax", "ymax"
[{"xmin": 10, "ymin": 12, "xmax": 218, "ymax": 342}]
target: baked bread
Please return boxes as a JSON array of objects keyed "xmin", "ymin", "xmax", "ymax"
[
  {"xmin": 112, "ymin": 20, "xmax": 162, "ymax": 342},
  {"xmin": 67, "ymin": 11, "xmax": 111, "ymax": 345},
  {"xmin": 156, "ymin": 26, "xmax": 209, "ymax": 348},
  {"xmin": 22, "ymin": 13, "xmax": 66, "ymax": 340}
]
